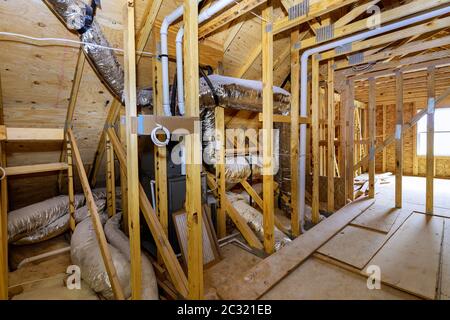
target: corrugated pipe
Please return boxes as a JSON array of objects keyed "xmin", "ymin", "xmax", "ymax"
[
  {"xmin": 176, "ymin": 0, "xmax": 236, "ymax": 115},
  {"xmin": 298, "ymin": 6, "xmax": 450, "ymax": 232},
  {"xmin": 45, "ymin": 0, "xmax": 152, "ymax": 106}
]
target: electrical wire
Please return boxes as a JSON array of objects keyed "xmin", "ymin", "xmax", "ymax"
[{"xmin": 0, "ymin": 31, "xmax": 154, "ymax": 57}]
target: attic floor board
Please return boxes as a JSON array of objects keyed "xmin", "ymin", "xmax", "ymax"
[{"xmin": 226, "ymin": 176, "xmax": 450, "ymax": 300}]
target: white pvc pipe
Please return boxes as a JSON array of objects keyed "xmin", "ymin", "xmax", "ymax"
[
  {"xmin": 161, "ymin": 5, "xmax": 184, "ymax": 116},
  {"xmin": 298, "ymin": 6, "xmax": 450, "ymax": 231},
  {"xmin": 176, "ymin": 0, "xmax": 236, "ymax": 115}
]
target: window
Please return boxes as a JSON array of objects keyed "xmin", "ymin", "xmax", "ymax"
[{"xmin": 417, "ymin": 107, "xmax": 450, "ymax": 156}]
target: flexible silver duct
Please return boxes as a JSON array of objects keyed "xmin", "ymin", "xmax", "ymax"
[
  {"xmin": 46, "ymin": 0, "xmax": 152, "ymax": 106},
  {"xmin": 227, "ymin": 192, "xmax": 291, "ymax": 252}
]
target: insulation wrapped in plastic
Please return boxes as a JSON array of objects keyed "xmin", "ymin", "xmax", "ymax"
[
  {"xmin": 225, "ymin": 156, "xmax": 251, "ymax": 184},
  {"xmin": 7, "ymin": 194, "xmax": 85, "ymax": 243},
  {"xmin": 71, "ymin": 218, "xmax": 131, "ymax": 300},
  {"xmin": 13, "ymin": 214, "xmax": 70, "ymax": 245},
  {"xmin": 227, "ymin": 192, "xmax": 291, "ymax": 252},
  {"xmin": 74, "ymin": 200, "xmax": 107, "ymax": 225},
  {"xmin": 105, "ymin": 213, "xmax": 159, "ymax": 300},
  {"xmin": 46, "ymin": 0, "xmax": 152, "ymax": 107},
  {"xmin": 200, "ymin": 75, "xmax": 288, "ymax": 186},
  {"xmin": 199, "ymin": 75, "xmax": 291, "ymax": 114}
]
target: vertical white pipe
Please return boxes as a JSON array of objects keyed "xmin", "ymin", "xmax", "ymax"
[
  {"xmin": 160, "ymin": 6, "xmax": 184, "ymax": 116},
  {"xmin": 298, "ymin": 6, "xmax": 450, "ymax": 230},
  {"xmin": 176, "ymin": 0, "xmax": 236, "ymax": 115}
]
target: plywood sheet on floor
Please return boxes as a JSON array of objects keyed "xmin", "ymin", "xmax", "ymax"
[
  {"xmin": 440, "ymin": 219, "xmax": 450, "ymax": 300},
  {"xmin": 317, "ymin": 225, "xmax": 388, "ymax": 269},
  {"xmin": 205, "ymin": 243, "xmax": 261, "ymax": 299},
  {"xmin": 261, "ymin": 257, "xmax": 417, "ymax": 300},
  {"xmin": 351, "ymin": 203, "xmax": 401, "ymax": 233},
  {"xmin": 318, "ymin": 206, "xmax": 413, "ymax": 270},
  {"xmin": 366, "ymin": 212, "xmax": 444, "ymax": 299}
]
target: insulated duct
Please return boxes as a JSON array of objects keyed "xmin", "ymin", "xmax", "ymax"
[
  {"xmin": 228, "ymin": 192, "xmax": 291, "ymax": 252},
  {"xmin": 200, "ymin": 75, "xmax": 288, "ymax": 188},
  {"xmin": 71, "ymin": 217, "xmax": 131, "ymax": 300},
  {"xmin": 104, "ymin": 213, "xmax": 159, "ymax": 300},
  {"xmin": 45, "ymin": 0, "xmax": 152, "ymax": 106},
  {"xmin": 7, "ymin": 194, "xmax": 85, "ymax": 244}
]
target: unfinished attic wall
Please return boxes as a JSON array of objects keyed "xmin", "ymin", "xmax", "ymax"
[{"xmin": 375, "ymin": 102, "xmax": 450, "ymax": 178}]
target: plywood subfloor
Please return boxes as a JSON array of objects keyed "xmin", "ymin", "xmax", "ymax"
[
  {"xmin": 366, "ymin": 213, "xmax": 444, "ymax": 299},
  {"xmin": 225, "ymin": 176, "xmax": 450, "ymax": 300},
  {"xmin": 261, "ymin": 257, "xmax": 417, "ymax": 300},
  {"xmin": 204, "ymin": 243, "xmax": 262, "ymax": 299}
]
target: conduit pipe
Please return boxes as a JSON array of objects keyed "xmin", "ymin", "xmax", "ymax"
[
  {"xmin": 160, "ymin": 2, "xmax": 201, "ymax": 116},
  {"xmin": 298, "ymin": 6, "xmax": 450, "ymax": 231},
  {"xmin": 176, "ymin": 0, "xmax": 236, "ymax": 115}
]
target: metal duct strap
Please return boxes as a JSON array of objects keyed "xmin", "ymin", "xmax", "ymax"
[{"xmin": 288, "ymin": 0, "xmax": 309, "ymax": 20}]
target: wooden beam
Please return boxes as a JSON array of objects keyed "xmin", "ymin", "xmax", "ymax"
[
  {"xmin": 0, "ymin": 72, "xmax": 7, "ymax": 300},
  {"xmin": 240, "ymin": 180, "xmax": 288, "ymax": 235},
  {"xmin": 346, "ymin": 80, "xmax": 355, "ymax": 202},
  {"xmin": 89, "ymin": 0, "xmax": 163, "ymax": 187},
  {"xmin": 327, "ymin": 59, "xmax": 335, "ymax": 212},
  {"xmin": 123, "ymin": 1, "xmax": 141, "ymax": 300},
  {"xmin": 290, "ymin": 29, "xmax": 300, "ymax": 236},
  {"xmin": 320, "ymin": 16, "xmax": 450, "ymax": 61},
  {"xmin": 198, "ymin": 0, "xmax": 267, "ymax": 38},
  {"xmin": 262, "ymin": 1, "xmax": 275, "ymax": 254},
  {"xmin": 105, "ymin": 134, "xmax": 116, "ymax": 217},
  {"xmin": 274, "ymin": 0, "xmax": 359, "ymax": 35},
  {"xmin": 67, "ymin": 129, "xmax": 125, "ymax": 300},
  {"xmin": 215, "ymin": 106, "xmax": 226, "ymax": 238},
  {"xmin": 233, "ymin": 43, "xmax": 261, "ymax": 78},
  {"xmin": 335, "ymin": 35, "xmax": 450, "ymax": 71},
  {"xmin": 206, "ymin": 174, "xmax": 264, "ymax": 250},
  {"xmin": 118, "ymin": 109, "xmax": 128, "ymax": 234},
  {"xmin": 58, "ymin": 49, "xmax": 86, "ymax": 191},
  {"xmin": 368, "ymin": 77, "xmax": 376, "ymax": 198},
  {"xmin": 4, "ymin": 128, "xmax": 64, "ymax": 141},
  {"xmin": 426, "ymin": 66, "xmax": 435, "ymax": 214},
  {"xmin": 66, "ymin": 135, "xmax": 75, "ymax": 231},
  {"xmin": 136, "ymin": 0, "xmax": 163, "ymax": 54},
  {"xmin": 5, "ymin": 162, "xmax": 68, "ymax": 176},
  {"xmin": 184, "ymin": 0, "xmax": 203, "ymax": 300},
  {"xmin": 311, "ymin": 54, "xmax": 320, "ymax": 223},
  {"xmin": 292, "ymin": 0, "xmax": 446, "ymax": 51},
  {"xmin": 395, "ymin": 71, "xmax": 403, "ymax": 209},
  {"xmin": 345, "ymin": 51, "xmax": 450, "ymax": 81},
  {"xmin": 151, "ymin": 29, "xmax": 169, "ymax": 263},
  {"xmin": 107, "ymin": 128, "xmax": 189, "ymax": 298},
  {"xmin": 258, "ymin": 113, "xmax": 310, "ymax": 124},
  {"xmin": 334, "ymin": 0, "xmax": 381, "ymax": 28}
]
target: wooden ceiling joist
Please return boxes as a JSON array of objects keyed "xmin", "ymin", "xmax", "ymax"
[
  {"xmin": 198, "ymin": 0, "xmax": 267, "ymax": 39},
  {"xmin": 319, "ymin": 15, "xmax": 450, "ymax": 61},
  {"xmin": 291, "ymin": 0, "xmax": 447, "ymax": 52},
  {"xmin": 335, "ymin": 35, "xmax": 450, "ymax": 70}
]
